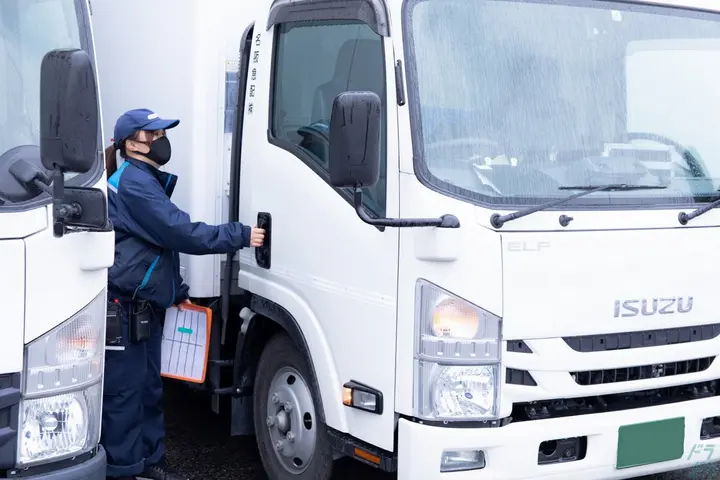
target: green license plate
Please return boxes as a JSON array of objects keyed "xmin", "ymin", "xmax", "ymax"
[{"xmin": 616, "ymin": 417, "xmax": 685, "ymax": 469}]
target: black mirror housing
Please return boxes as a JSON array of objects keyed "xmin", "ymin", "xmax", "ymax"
[
  {"xmin": 40, "ymin": 48, "xmax": 99, "ymax": 174},
  {"xmin": 328, "ymin": 91, "xmax": 382, "ymax": 189},
  {"xmin": 326, "ymin": 91, "xmax": 461, "ymax": 231},
  {"xmin": 58, "ymin": 187, "xmax": 111, "ymax": 234}
]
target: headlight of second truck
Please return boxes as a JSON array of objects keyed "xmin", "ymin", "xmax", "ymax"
[
  {"xmin": 18, "ymin": 289, "xmax": 106, "ymax": 466},
  {"xmin": 414, "ymin": 280, "xmax": 501, "ymax": 421}
]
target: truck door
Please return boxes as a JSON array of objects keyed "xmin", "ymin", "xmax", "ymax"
[{"xmin": 237, "ymin": 15, "xmax": 400, "ymax": 451}]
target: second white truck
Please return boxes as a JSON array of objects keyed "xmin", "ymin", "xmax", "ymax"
[
  {"xmin": 0, "ymin": 0, "xmax": 112, "ymax": 478},
  {"xmin": 93, "ymin": 0, "xmax": 720, "ymax": 478}
]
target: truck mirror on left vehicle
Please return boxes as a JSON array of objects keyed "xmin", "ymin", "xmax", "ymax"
[
  {"xmin": 328, "ymin": 91, "xmax": 382, "ymax": 189},
  {"xmin": 39, "ymin": 48, "xmax": 99, "ymax": 174}
]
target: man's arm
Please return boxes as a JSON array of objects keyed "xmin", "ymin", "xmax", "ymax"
[{"xmin": 121, "ymin": 177, "xmax": 251, "ymax": 255}]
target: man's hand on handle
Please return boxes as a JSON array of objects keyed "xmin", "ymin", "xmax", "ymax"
[{"xmin": 250, "ymin": 225, "xmax": 265, "ymax": 248}]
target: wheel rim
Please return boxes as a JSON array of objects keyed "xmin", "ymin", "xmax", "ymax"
[{"xmin": 265, "ymin": 367, "xmax": 317, "ymax": 474}]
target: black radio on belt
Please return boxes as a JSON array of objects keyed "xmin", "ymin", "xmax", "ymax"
[
  {"xmin": 129, "ymin": 301, "xmax": 152, "ymax": 343},
  {"xmin": 106, "ymin": 301, "xmax": 123, "ymax": 346}
]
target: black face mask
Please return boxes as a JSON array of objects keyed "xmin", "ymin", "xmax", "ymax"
[{"xmin": 132, "ymin": 136, "xmax": 172, "ymax": 166}]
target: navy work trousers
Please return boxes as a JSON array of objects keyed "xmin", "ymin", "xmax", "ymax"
[{"xmin": 101, "ymin": 303, "xmax": 165, "ymax": 477}]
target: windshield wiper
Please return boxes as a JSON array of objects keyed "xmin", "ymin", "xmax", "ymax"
[
  {"xmin": 490, "ymin": 184, "xmax": 667, "ymax": 228},
  {"xmin": 677, "ymin": 196, "xmax": 720, "ymax": 225}
]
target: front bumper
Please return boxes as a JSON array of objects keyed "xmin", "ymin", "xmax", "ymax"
[
  {"xmin": 20, "ymin": 447, "xmax": 106, "ymax": 480},
  {"xmin": 397, "ymin": 396, "xmax": 720, "ymax": 479}
]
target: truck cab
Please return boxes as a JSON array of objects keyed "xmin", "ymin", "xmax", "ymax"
[
  {"xmin": 93, "ymin": 0, "xmax": 720, "ymax": 478},
  {"xmin": 239, "ymin": 0, "xmax": 720, "ymax": 478},
  {"xmin": 0, "ymin": 0, "xmax": 112, "ymax": 477}
]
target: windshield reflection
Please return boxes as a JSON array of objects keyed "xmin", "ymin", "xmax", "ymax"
[
  {"xmin": 405, "ymin": 0, "xmax": 720, "ymax": 207},
  {"xmin": 0, "ymin": 0, "xmax": 84, "ymax": 206}
]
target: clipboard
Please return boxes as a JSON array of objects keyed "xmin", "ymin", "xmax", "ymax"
[{"xmin": 160, "ymin": 304, "xmax": 212, "ymax": 383}]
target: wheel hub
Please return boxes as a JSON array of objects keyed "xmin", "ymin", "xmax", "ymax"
[
  {"xmin": 265, "ymin": 367, "xmax": 317, "ymax": 474},
  {"xmin": 273, "ymin": 409, "xmax": 289, "ymax": 434}
]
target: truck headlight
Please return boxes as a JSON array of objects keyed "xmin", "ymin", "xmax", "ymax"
[
  {"xmin": 414, "ymin": 280, "xmax": 501, "ymax": 421},
  {"xmin": 18, "ymin": 289, "xmax": 106, "ymax": 466}
]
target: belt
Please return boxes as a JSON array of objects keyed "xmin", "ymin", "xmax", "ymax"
[{"xmin": 107, "ymin": 295, "xmax": 150, "ymax": 310}]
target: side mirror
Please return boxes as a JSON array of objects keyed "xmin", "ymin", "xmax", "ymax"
[
  {"xmin": 328, "ymin": 91, "xmax": 381, "ymax": 189},
  {"xmin": 326, "ymin": 91, "xmax": 461, "ymax": 230},
  {"xmin": 40, "ymin": 48, "xmax": 99, "ymax": 174},
  {"xmin": 39, "ymin": 48, "xmax": 103, "ymax": 238}
]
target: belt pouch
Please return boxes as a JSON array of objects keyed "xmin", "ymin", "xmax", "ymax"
[
  {"xmin": 106, "ymin": 301, "xmax": 123, "ymax": 346},
  {"xmin": 129, "ymin": 301, "xmax": 152, "ymax": 343}
]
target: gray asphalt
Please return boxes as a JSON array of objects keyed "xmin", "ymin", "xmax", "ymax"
[{"xmin": 163, "ymin": 380, "xmax": 719, "ymax": 480}]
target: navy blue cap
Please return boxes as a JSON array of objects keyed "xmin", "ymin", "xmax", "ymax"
[{"xmin": 113, "ymin": 108, "xmax": 180, "ymax": 147}]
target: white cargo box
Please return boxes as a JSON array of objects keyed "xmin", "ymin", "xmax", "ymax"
[{"xmin": 93, "ymin": 0, "xmax": 264, "ymax": 297}]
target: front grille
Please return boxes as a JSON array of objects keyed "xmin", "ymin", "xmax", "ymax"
[
  {"xmin": 0, "ymin": 373, "xmax": 20, "ymax": 470},
  {"xmin": 506, "ymin": 368, "xmax": 536, "ymax": 386},
  {"xmin": 571, "ymin": 357, "xmax": 714, "ymax": 386},
  {"xmin": 507, "ymin": 340, "xmax": 533, "ymax": 353},
  {"xmin": 514, "ymin": 378, "xmax": 720, "ymax": 422},
  {"xmin": 564, "ymin": 324, "xmax": 720, "ymax": 353}
]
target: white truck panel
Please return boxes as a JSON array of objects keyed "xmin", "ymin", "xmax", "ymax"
[
  {"xmin": 24, "ymin": 204, "xmax": 115, "ymax": 343},
  {"xmin": 0, "ymin": 240, "xmax": 26, "ymax": 374},
  {"xmin": 237, "ymin": 12, "xmax": 402, "ymax": 449},
  {"xmin": 0, "ymin": 208, "xmax": 47, "ymax": 240},
  {"xmin": 501, "ymin": 227, "xmax": 717, "ymax": 339}
]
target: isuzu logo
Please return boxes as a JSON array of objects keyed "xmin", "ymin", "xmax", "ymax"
[{"xmin": 613, "ymin": 297, "xmax": 694, "ymax": 318}]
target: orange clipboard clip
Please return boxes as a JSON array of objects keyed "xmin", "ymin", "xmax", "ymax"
[{"xmin": 160, "ymin": 303, "xmax": 212, "ymax": 384}]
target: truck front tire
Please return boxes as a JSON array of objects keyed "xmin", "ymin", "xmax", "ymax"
[{"xmin": 254, "ymin": 333, "xmax": 334, "ymax": 480}]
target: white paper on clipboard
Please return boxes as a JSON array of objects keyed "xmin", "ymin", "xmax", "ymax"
[{"xmin": 161, "ymin": 305, "xmax": 212, "ymax": 383}]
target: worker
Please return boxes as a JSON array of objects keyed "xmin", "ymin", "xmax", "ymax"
[{"xmin": 101, "ymin": 108, "xmax": 265, "ymax": 480}]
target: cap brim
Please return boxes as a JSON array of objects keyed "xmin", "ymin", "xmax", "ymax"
[{"xmin": 143, "ymin": 118, "xmax": 180, "ymax": 131}]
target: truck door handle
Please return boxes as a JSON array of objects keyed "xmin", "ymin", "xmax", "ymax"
[{"xmin": 255, "ymin": 212, "xmax": 272, "ymax": 269}]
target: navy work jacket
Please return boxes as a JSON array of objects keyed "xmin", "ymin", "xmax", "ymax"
[{"xmin": 107, "ymin": 158, "xmax": 250, "ymax": 308}]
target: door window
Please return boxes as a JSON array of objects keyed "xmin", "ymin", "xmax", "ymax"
[{"xmin": 269, "ymin": 21, "xmax": 387, "ymax": 217}]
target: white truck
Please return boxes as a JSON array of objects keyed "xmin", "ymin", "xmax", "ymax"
[
  {"xmin": 0, "ymin": 0, "xmax": 112, "ymax": 478},
  {"xmin": 93, "ymin": 0, "xmax": 720, "ymax": 478}
]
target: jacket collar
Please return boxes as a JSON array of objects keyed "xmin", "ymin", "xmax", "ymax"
[{"xmin": 125, "ymin": 158, "xmax": 178, "ymax": 197}]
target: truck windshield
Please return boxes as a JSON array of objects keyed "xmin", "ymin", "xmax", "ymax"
[
  {"xmin": 0, "ymin": 0, "xmax": 95, "ymax": 208},
  {"xmin": 403, "ymin": 0, "xmax": 720, "ymax": 208}
]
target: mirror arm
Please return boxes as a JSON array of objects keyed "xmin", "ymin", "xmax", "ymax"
[
  {"xmin": 51, "ymin": 169, "xmax": 66, "ymax": 237},
  {"xmin": 50, "ymin": 168, "xmax": 82, "ymax": 237},
  {"xmin": 33, "ymin": 179, "xmax": 52, "ymax": 195},
  {"xmin": 352, "ymin": 187, "xmax": 460, "ymax": 229}
]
